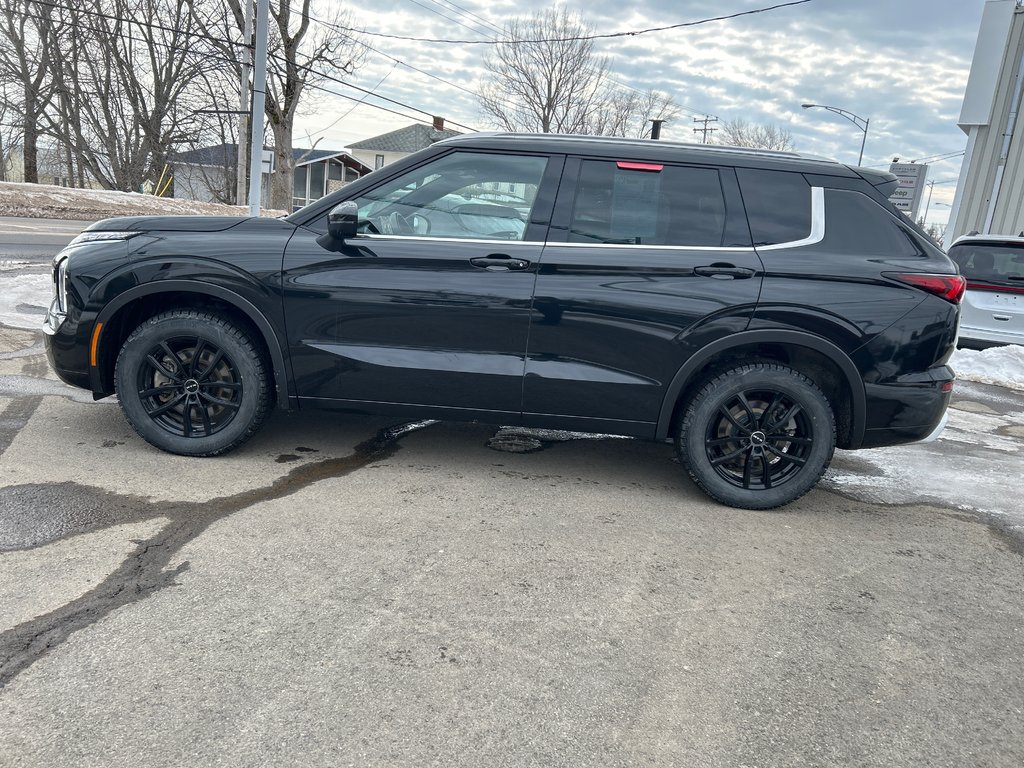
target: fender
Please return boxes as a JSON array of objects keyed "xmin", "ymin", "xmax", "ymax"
[
  {"xmin": 654, "ymin": 329, "xmax": 866, "ymax": 446},
  {"xmin": 90, "ymin": 279, "xmax": 293, "ymax": 410}
]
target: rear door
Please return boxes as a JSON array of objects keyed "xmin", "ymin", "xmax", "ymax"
[{"xmin": 522, "ymin": 156, "xmax": 763, "ymax": 435}]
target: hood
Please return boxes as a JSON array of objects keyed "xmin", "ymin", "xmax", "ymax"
[{"xmin": 87, "ymin": 215, "xmax": 249, "ymax": 233}]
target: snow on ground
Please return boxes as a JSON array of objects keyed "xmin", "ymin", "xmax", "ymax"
[
  {"xmin": 950, "ymin": 346, "xmax": 1024, "ymax": 391},
  {"xmin": 0, "ymin": 272, "xmax": 50, "ymax": 330},
  {"xmin": 0, "ymin": 181, "xmax": 285, "ymax": 221}
]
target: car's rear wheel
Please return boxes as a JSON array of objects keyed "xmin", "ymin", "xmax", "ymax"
[
  {"xmin": 114, "ymin": 310, "xmax": 271, "ymax": 456},
  {"xmin": 676, "ymin": 363, "xmax": 835, "ymax": 509}
]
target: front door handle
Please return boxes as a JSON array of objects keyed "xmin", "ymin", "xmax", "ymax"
[
  {"xmin": 694, "ymin": 264, "xmax": 756, "ymax": 279},
  {"xmin": 470, "ymin": 255, "xmax": 531, "ymax": 271}
]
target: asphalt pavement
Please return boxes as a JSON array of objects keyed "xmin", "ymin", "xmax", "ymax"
[
  {"xmin": 0, "ymin": 216, "xmax": 91, "ymax": 263},
  {"xmin": 0, "ymin": 252, "xmax": 1023, "ymax": 766}
]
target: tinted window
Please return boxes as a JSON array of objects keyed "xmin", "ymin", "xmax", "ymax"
[
  {"xmin": 821, "ymin": 189, "xmax": 919, "ymax": 257},
  {"xmin": 351, "ymin": 152, "xmax": 548, "ymax": 240},
  {"xmin": 948, "ymin": 243, "xmax": 1024, "ymax": 287},
  {"xmin": 568, "ymin": 161, "xmax": 727, "ymax": 247},
  {"xmin": 737, "ymin": 169, "xmax": 811, "ymax": 245}
]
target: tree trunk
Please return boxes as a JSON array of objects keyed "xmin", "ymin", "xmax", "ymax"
[
  {"xmin": 22, "ymin": 82, "xmax": 37, "ymax": 183},
  {"xmin": 269, "ymin": 119, "xmax": 293, "ymax": 212}
]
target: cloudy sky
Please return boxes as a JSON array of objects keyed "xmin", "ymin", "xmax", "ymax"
[{"xmin": 291, "ymin": 0, "xmax": 993, "ymax": 230}]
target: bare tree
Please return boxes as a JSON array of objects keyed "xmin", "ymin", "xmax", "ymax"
[
  {"xmin": 478, "ymin": 9, "xmax": 679, "ymax": 139},
  {"xmin": 716, "ymin": 118, "xmax": 794, "ymax": 151},
  {"xmin": 37, "ymin": 0, "xmax": 218, "ymax": 192},
  {"xmin": 190, "ymin": 0, "xmax": 364, "ymax": 210},
  {"xmin": 0, "ymin": 0, "xmax": 60, "ymax": 183},
  {"xmin": 587, "ymin": 88, "xmax": 681, "ymax": 139},
  {"xmin": 479, "ymin": 8, "xmax": 610, "ymax": 134},
  {"xmin": 0, "ymin": 79, "xmax": 23, "ymax": 182}
]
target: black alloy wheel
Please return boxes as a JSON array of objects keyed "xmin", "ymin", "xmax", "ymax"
[
  {"xmin": 114, "ymin": 310, "xmax": 271, "ymax": 456},
  {"xmin": 136, "ymin": 336, "xmax": 243, "ymax": 439},
  {"xmin": 677, "ymin": 363, "xmax": 835, "ymax": 509}
]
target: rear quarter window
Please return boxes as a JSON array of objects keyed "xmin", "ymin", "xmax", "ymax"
[
  {"xmin": 820, "ymin": 189, "xmax": 920, "ymax": 257},
  {"xmin": 736, "ymin": 169, "xmax": 811, "ymax": 245}
]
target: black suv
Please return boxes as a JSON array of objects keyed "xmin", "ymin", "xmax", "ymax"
[{"xmin": 44, "ymin": 134, "xmax": 963, "ymax": 508}]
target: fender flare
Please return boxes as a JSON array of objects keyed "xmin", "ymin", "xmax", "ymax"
[
  {"xmin": 655, "ymin": 329, "xmax": 866, "ymax": 447},
  {"xmin": 90, "ymin": 279, "xmax": 292, "ymax": 410}
]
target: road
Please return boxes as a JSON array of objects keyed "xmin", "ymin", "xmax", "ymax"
[
  {"xmin": 0, "ymin": 216, "xmax": 91, "ymax": 264},
  {"xmin": 0, "ymin": 260, "xmax": 1023, "ymax": 766}
]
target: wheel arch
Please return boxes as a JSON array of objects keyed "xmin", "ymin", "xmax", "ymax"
[
  {"xmin": 90, "ymin": 280, "xmax": 292, "ymax": 410},
  {"xmin": 656, "ymin": 330, "xmax": 866, "ymax": 449}
]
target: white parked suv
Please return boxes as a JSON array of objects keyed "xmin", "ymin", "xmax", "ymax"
[{"xmin": 948, "ymin": 234, "xmax": 1024, "ymax": 348}]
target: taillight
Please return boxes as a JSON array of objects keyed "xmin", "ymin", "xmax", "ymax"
[{"xmin": 886, "ymin": 273, "xmax": 966, "ymax": 303}]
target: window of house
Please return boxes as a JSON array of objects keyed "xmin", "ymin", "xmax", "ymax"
[{"xmin": 567, "ymin": 161, "xmax": 727, "ymax": 247}]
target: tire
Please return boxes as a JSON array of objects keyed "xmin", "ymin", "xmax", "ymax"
[
  {"xmin": 114, "ymin": 309, "xmax": 272, "ymax": 456},
  {"xmin": 676, "ymin": 363, "xmax": 836, "ymax": 509}
]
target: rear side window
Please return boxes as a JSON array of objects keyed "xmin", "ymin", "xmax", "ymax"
[
  {"xmin": 820, "ymin": 189, "xmax": 920, "ymax": 257},
  {"xmin": 568, "ymin": 161, "xmax": 728, "ymax": 247},
  {"xmin": 949, "ymin": 243, "xmax": 1024, "ymax": 287},
  {"xmin": 737, "ymin": 169, "xmax": 811, "ymax": 245}
]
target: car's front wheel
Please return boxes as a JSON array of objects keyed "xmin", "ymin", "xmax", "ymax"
[
  {"xmin": 114, "ymin": 309, "xmax": 271, "ymax": 456},
  {"xmin": 676, "ymin": 363, "xmax": 836, "ymax": 509}
]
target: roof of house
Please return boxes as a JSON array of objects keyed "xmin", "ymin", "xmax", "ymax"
[
  {"xmin": 348, "ymin": 124, "xmax": 461, "ymax": 153},
  {"xmin": 172, "ymin": 143, "xmax": 368, "ymax": 170}
]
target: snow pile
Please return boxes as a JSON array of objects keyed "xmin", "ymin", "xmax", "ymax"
[
  {"xmin": 0, "ymin": 181, "xmax": 285, "ymax": 221},
  {"xmin": 951, "ymin": 345, "xmax": 1024, "ymax": 391},
  {"xmin": 0, "ymin": 272, "xmax": 51, "ymax": 330}
]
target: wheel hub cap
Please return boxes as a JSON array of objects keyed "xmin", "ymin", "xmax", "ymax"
[{"xmin": 183, "ymin": 378, "xmax": 200, "ymax": 395}]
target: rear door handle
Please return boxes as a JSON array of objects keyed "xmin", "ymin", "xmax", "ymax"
[
  {"xmin": 694, "ymin": 264, "xmax": 756, "ymax": 279},
  {"xmin": 470, "ymin": 255, "xmax": 531, "ymax": 271}
]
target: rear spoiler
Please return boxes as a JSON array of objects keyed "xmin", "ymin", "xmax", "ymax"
[{"xmin": 855, "ymin": 168, "xmax": 899, "ymax": 198}]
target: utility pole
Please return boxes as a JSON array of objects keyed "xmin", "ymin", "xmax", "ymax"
[
  {"xmin": 247, "ymin": 0, "xmax": 270, "ymax": 217},
  {"xmin": 235, "ymin": 0, "xmax": 253, "ymax": 207},
  {"xmin": 693, "ymin": 115, "xmax": 718, "ymax": 144}
]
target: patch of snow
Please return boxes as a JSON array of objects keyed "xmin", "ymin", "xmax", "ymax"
[
  {"xmin": 0, "ymin": 273, "xmax": 51, "ymax": 330},
  {"xmin": 0, "ymin": 180, "xmax": 285, "ymax": 221},
  {"xmin": 951, "ymin": 345, "xmax": 1024, "ymax": 391}
]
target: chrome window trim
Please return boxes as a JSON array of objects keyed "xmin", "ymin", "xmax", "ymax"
[
  {"xmin": 359, "ymin": 233, "xmax": 544, "ymax": 246},
  {"xmin": 356, "ymin": 185, "xmax": 825, "ymax": 253},
  {"xmin": 550, "ymin": 242, "xmax": 756, "ymax": 253},
  {"xmin": 756, "ymin": 186, "xmax": 825, "ymax": 251}
]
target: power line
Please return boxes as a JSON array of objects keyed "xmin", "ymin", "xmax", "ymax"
[
  {"xmin": 343, "ymin": 1, "xmax": 816, "ymax": 45},
  {"xmin": 25, "ymin": 1, "xmax": 478, "ymax": 132}
]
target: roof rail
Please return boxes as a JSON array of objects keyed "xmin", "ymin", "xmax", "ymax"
[{"xmin": 436, "ymin": 132, "xmax": 837, "ymax": 164}]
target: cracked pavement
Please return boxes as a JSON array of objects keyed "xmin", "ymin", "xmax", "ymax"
[{"xmin": 0, "ymin": 262, "xmax": 1023, "ymax": 767}]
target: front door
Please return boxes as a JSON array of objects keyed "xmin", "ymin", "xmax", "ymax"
[{"xmin": 283, "ymin": 150, "xmax": 559, "ymax": 418}]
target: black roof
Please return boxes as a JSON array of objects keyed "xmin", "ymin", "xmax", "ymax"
[{"xmin": 435, "ymin": 133, "xmax": 858, "ymax": 177}]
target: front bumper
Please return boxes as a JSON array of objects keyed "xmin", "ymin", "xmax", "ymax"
[{"xmin": 43, "ymin": 298, "xmax": 92, "ymax": 391}]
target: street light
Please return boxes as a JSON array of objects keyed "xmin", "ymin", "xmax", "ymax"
[
  {"xmin": 801, "ymin": 103, "xmax": 870, "ymax": 166},
  {"xmin": 922, "ymin": 179, "xmax": 958, "ymax": 223}
]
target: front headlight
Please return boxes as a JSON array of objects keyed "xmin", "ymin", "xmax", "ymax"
[
  {"xmin": 53, "ymin": 256, "xmax": 69, "ymax": 314},
  {"xmin": 68, "ymin": 230, "xmax": 139, "ymax": 246}
]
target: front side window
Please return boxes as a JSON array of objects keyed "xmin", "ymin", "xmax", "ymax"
[
  {"xmin": 568, "ymin": 161, "xmax": 728, "ymax": 247},
  {"xmin": 351, "ymin": 152, "xmax": 548, "ymax": 241}
]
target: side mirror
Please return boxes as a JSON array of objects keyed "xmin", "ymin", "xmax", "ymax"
[{"xmin": 327, "ymin": 201, "xmax": 358, "ymax": 240}]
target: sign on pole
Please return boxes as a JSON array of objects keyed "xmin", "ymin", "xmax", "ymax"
[{"xmin": 887, "ymin": 162, "xmax": 929, "ymax": 219}]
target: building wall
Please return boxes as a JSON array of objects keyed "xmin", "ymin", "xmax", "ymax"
[
  {"xmin": 950, "ymin": 2, "xmax": 1024, "ymax": 240},
  {"xmin": 347, "ymin": 149, "xmax": 409, "ymax": 172}
]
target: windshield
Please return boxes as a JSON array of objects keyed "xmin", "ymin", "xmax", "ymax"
[{"xmin": 948, "ymin": 243, "xmax": 1024, "ymax": 288}]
